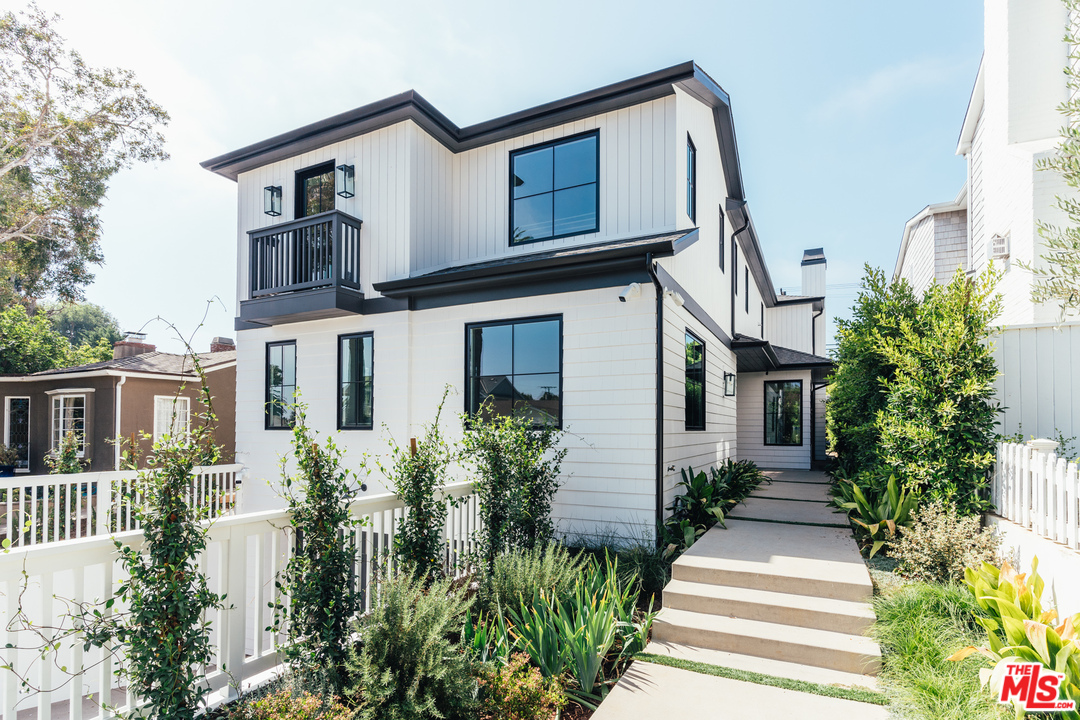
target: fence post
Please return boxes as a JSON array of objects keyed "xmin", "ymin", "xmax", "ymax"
[
  {"xmin": 225, "ymin": 524, "xmax": 247, "ymax": 701},
  {"xmin": 1068, "ymin": 460, "xmax": 1079, "ymax": 551},
  {"xmin": 95, "ymin": 473, "xmax": 111, "ymax": 535}
]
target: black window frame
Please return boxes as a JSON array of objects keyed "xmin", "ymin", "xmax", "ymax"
[
  {"xmin": 764, "ymin": 379, "xmax": 803, "ymax": 447},
  {"xmin": 718, "ymin": 206, "xmax": 725, "ymax": 271},
  {"xmin": 686, "ymin": 135, "xmax": 697, "ymax": 223},
  {"xmin": 464, "ymin": 314, "xmax": 564, "ymax": 428},
  {"xmin": 265, "ymin": 340, "xmax": 297, "ymax": 430},
  {"xmin": 337, "ymin": 331, "xmax": 374, "ymax": 431},
  {"xmin": 684, "ymin": 329, "xmax": 706, "ymax": 431},
  {"xmin": 295, "ymin": 160, "xmax": 336, "ymax": 219},
  {"xmin": 745, "ymin": 267, "xmax": 749, "ymax": 313},
  {"xmin": 508, "ymin": 131, "xmax": 600, "ymax": 247},
  {"xmin": 733, "ymin": 239, "xmax": 739, "ymax": 294}
]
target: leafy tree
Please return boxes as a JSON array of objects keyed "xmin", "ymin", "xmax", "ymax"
[
  {"xmin": 42, "ymin": 300, "xmax": 122, "ymax": 346},
  {"xmin": 874, "ymin": 268, "xmax": 1002, "ymax": 515},
  {"xmin": 0, "ymin": 5, "xmax": 169, "ymax": 304},
  {"xmin": 0, "ymin": 303, "xmax": 111, "ymax": 373},
  {"xmin": 826, "ymin": 266, "xmax": 919, "ymax": 476},
  {"xmin": 1020, "ymin": 0, "xmax": 1080, "ymax": 320}
]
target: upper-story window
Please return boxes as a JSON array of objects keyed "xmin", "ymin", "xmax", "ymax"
[
  {"xmin": 295, "ymin": 161, "xmax": 335, "ymax": 218},
  {"xmin": 686, "ymin": 135, "xmax": 696, "ymax": 223},
  {"xmin": 745, "ymin": 268, "xmax": 749, "ymax": 313},
  {"xmin": 718, "ymin": 207, "xmax": 725, "ymax": 271},
  {"xmin": 732, "ymin": 239, "xmax": 739, "ymax": 294},
  {"xmin": 510, "ymin": 132, "xmax": 598, "ymax": 245}
]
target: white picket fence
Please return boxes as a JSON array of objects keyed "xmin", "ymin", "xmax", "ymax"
[
  {"xmin": 0, "ymin": 465, "xmax": 242, "ymax": 548},
  {"xmin": 993, "ymin": 441, "xmax": 1080, "ymax": 550},
  {"xmin": 0, "ymin": 480, "xmax": 480, "ymax": 720}
]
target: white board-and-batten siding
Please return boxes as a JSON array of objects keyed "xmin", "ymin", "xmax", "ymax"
[
  {"xmin": 765, "ymin": 303, "xmax": 814, "ymax": 355},
  {"xmin": 233, "ymin": 286, "xmax": 661, "ymax": 541},
  {"xmin": 736, "ymin": 370, "xmax": 813, "ymax": 470},
  {"xmin": 993, "ymin": 323, "xmax": 1080, "ymax": 444}
]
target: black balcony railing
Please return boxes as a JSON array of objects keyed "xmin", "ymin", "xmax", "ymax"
[{"xmin": 248, "ymin": 210, "xmax": 362, "ymax": 297}]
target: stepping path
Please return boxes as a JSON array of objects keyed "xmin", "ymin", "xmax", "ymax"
[{"xmin": 593, "ymin": 469, "xmax": 885, "ymax": 718}]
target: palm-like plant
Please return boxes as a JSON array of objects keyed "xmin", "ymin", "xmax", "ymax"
[{"xmin": 836, "ymin": 473, "xmax": 918, "ymax": 558}]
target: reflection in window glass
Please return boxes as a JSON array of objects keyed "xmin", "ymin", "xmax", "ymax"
[
  {"xmin": 266, "ymin": 341, "xmax": 297, "ymax": 429},
  {"xmin": 339, "ymin": 333, "xmax": 374, "ymax": 429},
  {"xmin": 685, "ymin": 332, "xmax": 705, "ymax": 430},
  {"xmin": 510, "ymin": 133, "xmax": 598, "ymax": 244},
  {"xmin": 467, "ymin": 317, "xmax": 562, "ymax": 426},
  {"xmin": 765, "ymin": 380, "xmax": 802, "ymax": 446},
  {"xmin": 51, "ymin": 395, "xmax": 85, "ymax": 455}
]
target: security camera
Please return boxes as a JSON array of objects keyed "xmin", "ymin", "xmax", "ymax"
[
  {"xmin": 662, "ymin": 288, "xmax": 685, "ymax": 307},
  {"xmin": 619, "ymin": 282, "xmax": 642, "ymax": 302}
]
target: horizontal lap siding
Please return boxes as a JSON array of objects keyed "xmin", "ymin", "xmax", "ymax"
[
  {"xmin": 234, "ymin": 287, "xmax": 659, "ymax": 540},
  {"xmin": 736, "ymin": 370, "xmax": 812, "ymax": 469}
]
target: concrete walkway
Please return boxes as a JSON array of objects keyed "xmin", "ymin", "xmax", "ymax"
[{"xmin": 593, "ymin": 469, "xmax": 886, "ymax": 719}]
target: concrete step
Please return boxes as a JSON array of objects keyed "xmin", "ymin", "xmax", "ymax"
[
  {"xmin": 762, "ymin": 469, "xmax": 831, "ymax": 485},
  {"xmin": 652, "ymin": 607, "xmax": 881, "ymax": 676},
  {"xmin": 643, "ymin": 641, "xmax": 880, "ymax": 691},
  {"xmin": 662, "ymin": 579, "xmax": 876, "ymax": 635},
  {"xmin": 749, "ymin": 482, "xmax": 832, "ymax": 503},
  {"xmin": 726, "ymin": 497, "xmax": 849, "ymax": 527}
]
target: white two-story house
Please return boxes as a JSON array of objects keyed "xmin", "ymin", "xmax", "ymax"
[{"xmin": 201, "ymin": 62, "xmax": 830, "ymax": 540}]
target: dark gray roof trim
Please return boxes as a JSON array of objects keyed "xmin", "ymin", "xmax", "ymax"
[
  {"xmin": 374, "ymin": 230, "xmax": 697, "ymax": 297},
  {"xmin": 731, "ymin": 335, "xmax": 831, "ymax": 373},
  {"xmin": 725, "ymin": 201, "xmax": 780, "ymax": 307},
  {"xmin": 653, "ymin": 264, "xmax": 732, "ymax": 349},
  {"xmin": 31, "ymin": 351, "xmax": 236, "ymax": 377}
]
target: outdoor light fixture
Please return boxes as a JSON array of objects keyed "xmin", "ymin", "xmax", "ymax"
[
  {"xmin": 724, "ymin": 372, "xmax": 736, "ymax": 397},
  {"xmin": 264, "ymin": 186, "xmax": 282, "ymax": 216},
  {"xmin": 336, "ymin": 164, "xmax": 355, "ymax": 198}
]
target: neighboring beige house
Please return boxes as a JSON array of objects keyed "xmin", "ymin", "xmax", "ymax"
[{"xmin": 893, "ymin": 0, "xmax": 1080, "ymax": 442}]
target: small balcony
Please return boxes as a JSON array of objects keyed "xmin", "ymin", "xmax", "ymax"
[{"xmin": 239, "ymin": 210, "xmax": 364, "ymax": 325}]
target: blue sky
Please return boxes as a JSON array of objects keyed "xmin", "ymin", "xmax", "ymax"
[{"xmin": 34, "ymin": 0, "xmax": 984, "ymax": 352}]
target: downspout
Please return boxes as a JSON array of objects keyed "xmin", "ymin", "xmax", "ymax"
[
  {"xmin": 114, "ymin": 374, "xmax": 127, "ymax": 470},
  {"xmin": 646, "ymin": 253, "xmax": 665, "ymax": 541},
  {"xmin": 730, "ymin": 209, "xmax": 750, "ymax": 338},
  {"xmin": 811, "ymin": 307, "xmax": 823, "ymax": 356}
]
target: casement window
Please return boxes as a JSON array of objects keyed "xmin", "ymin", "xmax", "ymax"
[
  {"xmin": 338, "ymin": 332, "xmax": 374, "ymax": 430},
  {"xmin": 718, "ymin": 207, "xmax": 725, "ymax": 271},
  {"xmin": 466, "ymin": 316, "xmax": 562, "ymax": 426},
  {"xmin": 51, "ymin": 395, "xmax": 86, "ymax": 456},
  {"xmin": 153, "ymin": 396, "xmax": 191, "ymax": 442},
  {"xmin": 266, "ymin": 341, "xmax": 297, "ymax": 429},
  {"xmin": 760, "ymin": 303, "xmax": 765, "ymax": 334},
  {"xmin": 5, "ymin": 397, "xmax": 29, "ymax": 471},
  {"xmin": 733, "ymin": 239, "xmax": 739, "ymax": 294},
  {"xmin": 764, "ymin": 380, "xmax": 802, "ymax": 446},
  {"xmin": 295, "ymin": 161, "xmax": 335, "ymax": 218},
  {"xmin": 745, "ymin": 268, "xmax": 749, "ymax": 313},
  {"xmin": 510, "ymin": 132, "xmax": 599, "ymax": 245},
  {"xmin": 685, "ymin": 331, "xmax": 706, "ymax": 431},
  {"xmin": 686, "ymin": 136, "xmax": 697, "ymax": 223}
]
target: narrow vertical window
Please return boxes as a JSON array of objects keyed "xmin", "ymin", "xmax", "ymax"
[
  {"xmin": 764, "ymin": 380, "xmax": 802, "ymax": 446},
  {"xmin": 685, "ymin": 331, "xmax": 706, "ymax": 431},
  {"xmin": 745, "ymin": 268, "xmax": 749, "ymax": 313},
  {"xmin": 733, "ymin": 239, "xmax": 739, "ymax": 294},
  {"xmin": 295, "ymin": 161, "xmax": 335, "ymax": 218},
  {"xmin": 6, "ymin": 397, "xmax": 29, "ymax": 470},
  {"xmin": 51, "ymin": 395, "xmax": 85, "ymax": 456},
  {"xmin": 760, "ymin": 303, "xmax": 765, "ymax": 335},
  {"xmin": 266, "ymin": 341, "xmax": 297, "ymax": 429},
  {"xmin": 339, "ymin": 332, "xmax": 374, "ymax": 429},
  {"xmin": 718, "ymin": 207, "xmax": 725, "ymax": 271},
  {"xmin": 686, "ymin": 136, "xmax": 696, "ymax": 223}
]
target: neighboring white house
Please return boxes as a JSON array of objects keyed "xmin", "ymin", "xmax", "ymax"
[
  {"xmin": 893, "ymin": 0, "xmax": 1080, "ymax": 444},
  {"xmin": 202, "ymin": 62, "xmax": 830, "ymax": 541}
]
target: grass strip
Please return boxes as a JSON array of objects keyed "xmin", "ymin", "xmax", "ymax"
[
  {"xmin": 726, "ymin": 516, "xmax": 850, "ymax": 529},
  {"xmin": 634, "ymin": 652, "xmax": 888, "ymax": 706}
]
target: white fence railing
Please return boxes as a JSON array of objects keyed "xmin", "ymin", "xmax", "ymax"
[
  {"xmin": 0, "ymin": 464, "xmax": 242, "ymax": 548},
  {"xmin": 0, "ymin": 481, "xmax": 479, "ymax": 720},
  {"xmin": 993, "ymin": 441, "xmax": 1080, "ymax": 551}
]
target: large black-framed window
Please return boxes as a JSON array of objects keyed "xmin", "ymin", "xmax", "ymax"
[
  {"xmin": 685, "ymin": 330, "xmax": 706, "ymax": 431},
  {"xmin": 686, "ymin": 135, "xmax": 697, "ymax": 223},
  {"xmin": 718, "ymin": 207, "xmax": 725, "ymax": 271},
  {"xmin": 295, "ymin": 161, "xmax": 335, "ymax": 218},
  {"xmin": 338, "ymin": 332, "xmax": 374, "ymax": 430},
  {"xmin": 510, "ymin": 131, "xmax": 599, "ymax": 245},
  {"xmin": 466, "ymin": 315, "xmax": 562, "ymax": 427},
  {"xmin": 764, "ymin": 380, "xmax": 802, "ymax": 446},
  {"xmin": 266, "ymin": 341, "xmax": 297, "ymax": 430}
]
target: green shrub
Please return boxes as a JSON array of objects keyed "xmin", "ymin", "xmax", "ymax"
[
  {"xmin": 661, "ymin": 459, "xmax": 766, "ymax": 555},
  {"xmin": 461, "ymin": 406, "xmax": 567, "ymax": 569},
  {"xmin": 476, "ymin": 544, "xmax": 588, "ymax": 616},
  {"xmin": 478, "ymin": 653, "xmax": 565, "ymax": 720},
  {"xmin": 870, "ymin": 582, "xmax": 1004, "ymax": 720},
  {"xmin": 893, "ymin": 500, "xmax": 1000, "ymax": 584},
  {"xmin": 382, "ymin": 389, "xmax": 455, "ymax": 581},
  {"xmin": 273, "ymin": 401, "xmax": 365, "ymax": 690},
  {"xmin": 45, "ymin": 429, "xmax": 86, "ymax": 474},
  {"xmin": 346, "ymin": 572, "xmax": 478, "ymax": 720},
  {"xmin": 230, "ymin": 688, "xmax": 351, "ymax": 720}
]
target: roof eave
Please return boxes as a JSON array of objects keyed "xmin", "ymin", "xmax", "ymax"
[{"xmin": 956, "ymin": 58, "xmax": 985, "ymax": 156}]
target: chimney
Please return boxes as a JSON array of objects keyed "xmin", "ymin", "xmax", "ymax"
[
  {"xmin": 210, "ymin": 336, "xmax": 235, "ymax": 353},
  {"xmin": 113, "ymin": 332, "xmax": 156, "ymax": 360},
  {"xmin": 801, "ymin": 248, "xmax": 827, "ymax": 297}
]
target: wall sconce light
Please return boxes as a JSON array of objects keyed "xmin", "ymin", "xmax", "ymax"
[
  {"xmin": 724, "ymin": 372, "xmax": 736, "ymax": 397},
  {"xmin": 264, "ymin": 186, "xmax": 282, "ymax": 216},
  {"xmin": 336, "ymin": 164, "xmax": 355, "ymax": 198}
]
